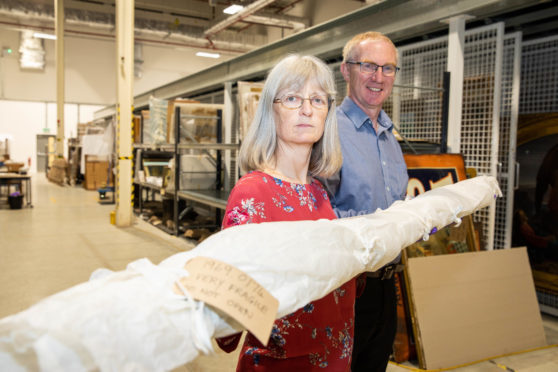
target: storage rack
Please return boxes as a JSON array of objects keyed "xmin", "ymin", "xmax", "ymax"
[{"xmin": 134, "ymin": 103, "xmax": 239, "ymax": 237}]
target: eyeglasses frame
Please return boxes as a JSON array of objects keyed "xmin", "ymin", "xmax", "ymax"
[
  {"xmin": 273, "ymin": 94, "xmax": 334, "ymax": 110},
  {"xmin": 345, "ymin": 61, "xmax": 400, "ymax": 76}
]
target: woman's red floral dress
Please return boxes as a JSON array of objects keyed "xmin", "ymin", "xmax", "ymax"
[{"xmin": 217, "ymin": 171, "xmax": 356, "ymax": 371}]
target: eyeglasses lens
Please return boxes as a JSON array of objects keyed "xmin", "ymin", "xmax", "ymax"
[
  {"xmin": 280, "ymin": 95, "xmax": 329, "ymax": 109},
  {"xmin": 354, "ymin": 62, "xmax": 398, "ymax": 77}
]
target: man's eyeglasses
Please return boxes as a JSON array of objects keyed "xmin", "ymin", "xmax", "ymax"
[
  {"xmin": 273, "ymin": 94, "xmax": 333, "ymax": 110},
  {"xmin": 346, "ymin": 61, "xmax": 400, "ymax": 77}
]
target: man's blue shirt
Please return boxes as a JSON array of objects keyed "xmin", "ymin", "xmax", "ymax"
[{"xmin": 323, "ymin": 96, "xmax": 408, "ymax": 218}]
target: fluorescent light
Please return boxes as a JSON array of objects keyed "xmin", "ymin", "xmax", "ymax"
[
  {"xmin": 196, "ymin": 51, "xmax": 220, "ymax": 59},
  {"xmin": 33, "ymin": 32, "xmax": 56, "ymax": 40},
  {"xmin": 223, "ymin": 4, "xmax": 244, "ymax": 14}
]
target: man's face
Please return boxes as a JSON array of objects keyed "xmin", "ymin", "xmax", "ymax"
[{"xmin": 341, "ymin": 39, "xmax": 397, "ymax": 113}]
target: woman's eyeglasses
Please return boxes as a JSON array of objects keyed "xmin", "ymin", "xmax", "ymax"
[{"xmin": 273, "ymin": 94, "xmax": 333, "ymax": 110}]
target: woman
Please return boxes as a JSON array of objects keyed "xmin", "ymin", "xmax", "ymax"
[{"xmin": 217, "ymin": 54, "xmax": 356, "ymax": 371}]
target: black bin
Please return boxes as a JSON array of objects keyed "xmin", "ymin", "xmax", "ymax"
[{"xmin": 8, "ymin": 195, "xmax": 23, "ymax": 209}]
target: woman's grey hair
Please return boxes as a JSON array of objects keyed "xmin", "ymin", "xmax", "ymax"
[{"xmin": 238, "ymin": 54, "xmax": 342, "ymax": 178}]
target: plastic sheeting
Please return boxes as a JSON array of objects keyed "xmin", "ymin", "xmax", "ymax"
[
  {"xmin": 144, "ymin": 96, "xmax": 168, "ymax": 146},
  {"xmin": 0, "ymin": 176, "xmax": 501, "ymax": 371}
]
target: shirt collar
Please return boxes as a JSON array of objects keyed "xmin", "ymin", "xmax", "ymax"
[{"xmin": 339, "ymin": 96, "xmax": 394, "ymax": 133}]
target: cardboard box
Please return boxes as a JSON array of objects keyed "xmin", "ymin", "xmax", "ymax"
[
  {"xmin": 133, "ymin": 115, "xmax": 142, "ymax": 144},
  {"xmin": 406, "ymin": 248, "xmax": 546, "ymax": 369},
  {"xmin": 47, "ymin": 158, "xmax": 67, "ymax": 185},
  {"xmin": 84, "ymin": 155, "xmax": 112, "ymax": 190}
]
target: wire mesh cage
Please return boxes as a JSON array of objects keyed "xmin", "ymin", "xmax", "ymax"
[
  {"xmin": 520, "ymin": 35, "xmax": 558, "ymax": 114},
  {"xmin": 495, "ymin": 32, "xmax": 521, "ymax": 251}
]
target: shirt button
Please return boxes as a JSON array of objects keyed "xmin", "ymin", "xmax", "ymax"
[
  {"xmin": 386, "ymin": 186, "xmax": 391, "ymax": 192},
  {"xmin": 382, "ymin": 161, "xmax": 386, "ymax": 166}
]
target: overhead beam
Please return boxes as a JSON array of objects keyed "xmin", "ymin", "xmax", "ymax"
[
  {"xmin": 243, "ymin": 13, "xmax": 307, "ymax": 30},
  {"xmin": 514, "ymin": 20, "xmax": 558, "ymax": 39},
  {"xmin": 204, "ymin": 0, "xmax": 278, "ymax": 38},
  {"xmin": 135, "ymin": 0, "xmax": 213, "ymax": 19},
  {"xmin": 95, "ymin": 0, "xmax": 544, "ymax": 119},
  {"xmin": 502, "ymin": 6, "xmax": 558, "ymax": 28},
  {"xmin": 66, "ymin": 0, "xmax": 214, "ymax": 21}
]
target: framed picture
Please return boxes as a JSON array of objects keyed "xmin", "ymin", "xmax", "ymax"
[
  {"xmin": 393, "ymin": 153, "xmax": 479, "ymax": 364},
  {"xmin": 403, "ymin": 153, "xmax": 478, "ymax": 257}
]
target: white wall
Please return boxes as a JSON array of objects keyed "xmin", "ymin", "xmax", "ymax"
[
  {"xmin": 0, "ymin": 30, "xmax": 115, "ymax": 104},
  {"xmin": 0, "ymin": 28, "xmax": 235, "ymax": 104},
  {"xmin": 134, "ymin": 44, "xmax": 237, "ymax": 97},
  {"xmin": 0, "ymin": 101, "xmax": 44, "ymax": 171},
  {"xmin": 0, "ymin": 27, "xmax": 237, "ymax": 174},
  {"xmin": 0, "ymin": 100, "xmax": 104, "ymax": 173},
  {"xmin": 0, "ymin": 0, "xmax": 365, "ymax": 172}
]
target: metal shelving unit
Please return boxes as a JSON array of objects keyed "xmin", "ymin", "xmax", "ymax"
[{"xmin": 134, "ymin": 103, "xmax": 239, "ymax": 237}]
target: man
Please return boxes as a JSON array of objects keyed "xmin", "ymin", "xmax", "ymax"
[{"xmin": 321, "ymin": 32, "xmax": 409, "ymax": 371}]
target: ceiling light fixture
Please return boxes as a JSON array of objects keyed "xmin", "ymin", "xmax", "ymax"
[
  {"xmin": 196, "ymin": 51, "xmax": 220, "ymax": 59},
  {"xmin": 223, "ymin": 4, "xmax": 244, "ymax": 14},
  {"xmin": 33, "ymin": 32, "xmax": 57, "ymax": 40}
]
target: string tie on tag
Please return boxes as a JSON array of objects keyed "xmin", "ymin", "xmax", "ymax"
[{"xmin": 175, "ymin": 278, "xmax": 215, "ymax": 355}]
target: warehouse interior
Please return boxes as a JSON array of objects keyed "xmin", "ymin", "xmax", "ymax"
[{"xmin": 1, "ymin": 0, "xmax": 558, "ymax": 370}]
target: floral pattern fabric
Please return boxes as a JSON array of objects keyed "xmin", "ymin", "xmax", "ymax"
[{"xmin": 217, "ymin": 171, "xmax": 356, "ymax": 371}]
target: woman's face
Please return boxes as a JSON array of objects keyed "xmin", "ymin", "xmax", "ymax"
[{"xmin": 273, "ymin": 80, "xmax": 329, "ymax": 149}]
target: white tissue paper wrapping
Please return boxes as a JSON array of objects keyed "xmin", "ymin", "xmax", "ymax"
[{"xmin": 0, "ymin": 176, "xmax": 501, "ymax": 371}]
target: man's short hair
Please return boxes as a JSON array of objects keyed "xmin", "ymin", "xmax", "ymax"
[{"xmin": 342, "ymin": 31, "xmax": 397, "ymax": 64}]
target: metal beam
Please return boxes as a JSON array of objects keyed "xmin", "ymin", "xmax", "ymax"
[
  {"xmin": 95, "ymin": 0, "xmax": 544, "ymax": 119},
  {"xmin": 204, "ymin": 0, "xmax": 278, "ymax": 38}
]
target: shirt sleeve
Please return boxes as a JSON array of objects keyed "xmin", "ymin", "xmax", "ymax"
[
  {"xmin": 317, "ymin": 171, "xmax": 368, "ymax": 218},
  {"xmin": 316, "ymin": 171, "xmax": 339, "ymax": 206},
  {"xmin": 222, "ymin": 176, "xmax": 268, "ymax": 229}
]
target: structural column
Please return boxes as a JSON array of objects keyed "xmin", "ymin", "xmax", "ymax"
[
  {"xmin": 444, "ymin": 15, "xmax": 470, "ymax": 153},
  {"xmin": 55, "ymin": 0, "xmax": 64, "ymax": 157},
  {"xmin": 115, "ymin": 0, "xmax": 134, "ymax": 226},
  {"xmin": 223, "ymin": 81, "xmax": 234, "ymax": 191}
]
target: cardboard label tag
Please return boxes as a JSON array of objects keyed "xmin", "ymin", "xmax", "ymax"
[{"xmin": 174, "ymin": 256, "xmax": 279, "ymax": 346}]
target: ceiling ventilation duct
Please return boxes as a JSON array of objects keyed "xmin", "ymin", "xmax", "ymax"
[{"xmin": 19, "ymin": 30, "xmax": 45, "ymax": 70}]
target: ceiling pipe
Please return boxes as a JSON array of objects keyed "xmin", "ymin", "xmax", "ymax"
[
  {"xmin": 135, "ymin": 27, "xmax": 255, "ymax": 52},
  {"xmin": 236, "ymin": 0, "xmax": 306, "ymax": 36},
  {"xmin": 0, "ymin": 5, "xmax": 259, "ymax": 53},
  {"xmin": 204, "ymin": 0, "xmax": 278, "ymax": 38},
  {"xmin": 0, "ymin": 20, "xmax": 251, "ymax": 54},
  {"xmin": 242, "ymin": 13, "xmax": 306, "ymax": 30}
]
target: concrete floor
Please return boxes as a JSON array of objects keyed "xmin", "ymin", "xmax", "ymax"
[{"xmin": 1, "ymin": 175, "xmax": 557, "ymax": 371}]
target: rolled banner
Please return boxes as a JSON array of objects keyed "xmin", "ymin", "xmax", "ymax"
[{"xmin": 0, "ymin": 175, "xmax": 501, "ymax": 372}]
